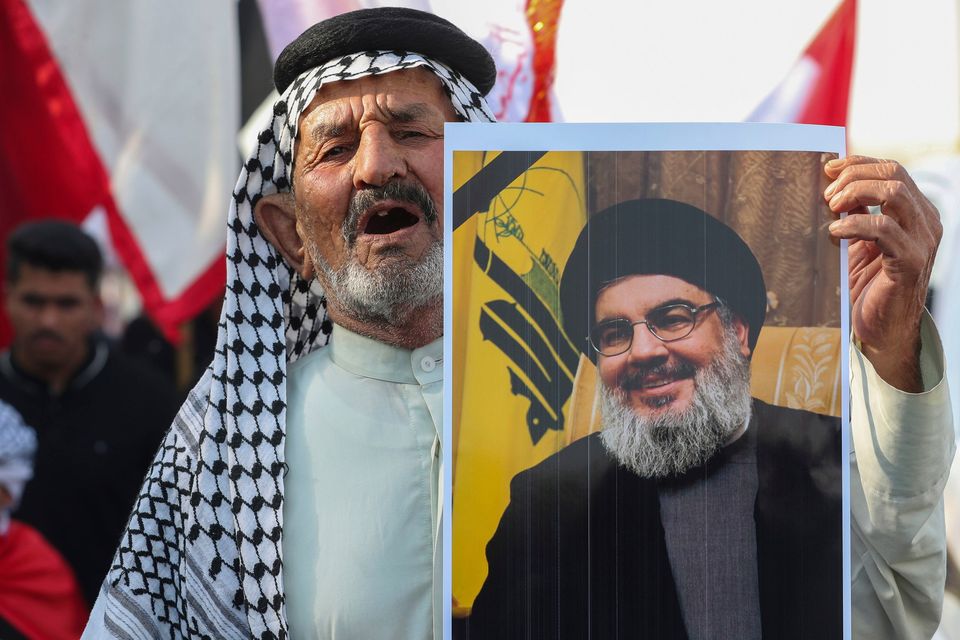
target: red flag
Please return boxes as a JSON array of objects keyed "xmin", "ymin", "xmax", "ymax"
[
  {"xmin": 2, "ymin": 0, "xmax": 238, "ymax": 347},
  {"xmin": 0, "ymin": 0, "xmax": 118, "ymax": 347},
  {"xmin": 523, "ymin": 0, "xmax": 564, "ymax": 122},
  {"xmin": 0, "ymin": 521, "xmax": 88, "ymax": 640},
  {"xmin": 749, "ymin": 0, "xmax": 857, "ymax": 126}
]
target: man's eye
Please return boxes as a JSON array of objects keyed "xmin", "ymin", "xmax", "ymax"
[
  {"xmin": 396, "ymin": 130, "xmax": 426, "ymax": 140},
  {"xmin": 322, "ymin": 145, "xmax": 350, "ymax": 160},
  {"xmin": 652, "ymin": 309, "xmax": 694, "ymax": 329},
  {"xmin": 599, "ymin": 323, "xmax": 630, "ymax": 345}
]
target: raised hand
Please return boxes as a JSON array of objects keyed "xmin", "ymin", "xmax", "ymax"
[{"xmin": 825, "ymin": 156, "xmax": 942, "ymax": 392}]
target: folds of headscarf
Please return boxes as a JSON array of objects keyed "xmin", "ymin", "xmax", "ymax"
[{"xmin": 90, "ymin": 52, "xmax": 494, "ymax": 640}]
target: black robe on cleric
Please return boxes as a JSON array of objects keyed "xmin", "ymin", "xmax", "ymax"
[{"xmin": 463, "ymin": 399, "xmax": 842, "ymax": 640}]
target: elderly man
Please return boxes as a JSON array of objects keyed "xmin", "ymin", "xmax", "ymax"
[
  {"xmin": 83, "ymin": 8, "xmax": 494, "ymax": 640},
  {"xmin": 469, "ymin": 193, "xmax": 954, "ymax": 639}
]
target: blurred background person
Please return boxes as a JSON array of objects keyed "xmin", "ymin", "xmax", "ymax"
[
  {"xmin": 0, "ymin": 398, "xmax": 86, "ymax": 640},
  {"xmin": 0, "ymin": 221, "xmax": 178, "ymax": 606}
]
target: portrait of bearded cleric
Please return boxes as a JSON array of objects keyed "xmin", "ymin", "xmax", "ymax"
[
  {"xmin": 580, "ymin": 204, "xmax": 763, "ymax": 481},
  {"xmin": 452, "ymin": 147, "xmax": 845, "ymax": 639}
]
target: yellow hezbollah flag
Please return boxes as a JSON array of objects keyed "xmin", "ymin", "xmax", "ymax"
[{"xmin": 452, "ymin": 150, "xmax": 586, "ymax": 614}]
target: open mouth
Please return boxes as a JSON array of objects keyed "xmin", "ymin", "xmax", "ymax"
[
  {"xmin": 627, "ymin": 377, "xmax": 689, "ymax": 397},
  {"xmin": 638, "ymin": 377, "xmax": 679, "ymax": 390},
  {"xmin": 362, "ymin": 206, "xmax": 420, "ymax": 236},
  {"xmin": 622, "ymin": 361, "xmax": 696, "ymax": 393},
  {"xmin": 624, "ymin": 373, "xmax": 690, "ymax": 392},
  {"xmin": 628, "ymin": 377, "xmax": 689, "ymax": 410}
]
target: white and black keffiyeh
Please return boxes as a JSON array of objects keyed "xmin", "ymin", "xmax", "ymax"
[
  {"xmin": 0, "ymin": 400, "xmax": 36, "ymax": 536},
  {"xmin": 88, "ymin": 52, "xmax": 493, "ymax": 640}
]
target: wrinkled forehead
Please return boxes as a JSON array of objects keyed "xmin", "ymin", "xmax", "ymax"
[
  {"xmin": 295, "ymin": 66, "xmax": 458, "ymax": 139},
  {"xmin": 282, "ymin": 55, "xmax": 463, "ymax": 143},
  {"xmin": 258, "ymin": 51, "xmax": 491, "ymax": 198}
]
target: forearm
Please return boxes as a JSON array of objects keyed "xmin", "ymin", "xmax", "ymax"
[{"xmin": 850, "ymin": 311, "xmax": 955, "ymax": 638}]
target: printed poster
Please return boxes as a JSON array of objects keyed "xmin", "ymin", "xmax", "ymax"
[{"xmin": 444, "ymin": 123, "xmax": 849, "ymax": 639}]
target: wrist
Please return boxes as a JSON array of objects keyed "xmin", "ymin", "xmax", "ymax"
[{"xmin": 859, "ymin": 328, "xmax": 922, "ymax": 393}]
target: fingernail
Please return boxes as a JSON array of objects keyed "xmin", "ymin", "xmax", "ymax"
[
  {"xmin": 824, "ymin": 181, "xmax": 837, "ymax": 198},
  {"xmin": 828, "ymin": 220, "xmax": 841, "ymax": 232},
  {"xmin": 826, "ymin": 158, "xmax": 842, "ymax": 169},
  {"xmin": 828, "ymin": 190, "xmax": 844, "ymax": 209}
]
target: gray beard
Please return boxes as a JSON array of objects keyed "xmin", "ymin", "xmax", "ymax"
[
  {"xmin": 599, "ymin": 324, "xmax": 753, "ymax": 478},
  {"xmin": 305, "ymin": 181, "xmax": 443, "ymax": 328},
  {"xmin": 311, "ymin": 238, "xmax": 442, "ymax": 327}
]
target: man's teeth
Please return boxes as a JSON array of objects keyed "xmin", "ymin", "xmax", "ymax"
[{"xmin": 643, "ymin": 379, "xmax": 673, "ymax": 389}]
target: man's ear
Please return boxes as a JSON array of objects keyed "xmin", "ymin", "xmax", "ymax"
[
  {"xmin": 734, "ymin": 317, "xmax": 752, "ymax": 359},
  {"xmin": 253, "ymin": 193, "xmax": 314, "ymax": 279}
]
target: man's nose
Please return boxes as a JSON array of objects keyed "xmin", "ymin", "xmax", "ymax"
[
  {"xmin": 353, "ymin": 126, "xmax": 407, "ymax": 189},
  {"xmin": 37, "ymin": 302, "xmax": 61, "ymax": 328},
  {"xmin": 625, "ymin": 323, "xmax": 670, "ymax": 364}
]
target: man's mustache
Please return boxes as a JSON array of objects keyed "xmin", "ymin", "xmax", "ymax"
[
  {"xmin": 342, "ymin": 181, "xmax": 438, "ymax": 245},
  {"xmin": 619, "ymin": 359, "xmax": 697, "ymax": 391}
]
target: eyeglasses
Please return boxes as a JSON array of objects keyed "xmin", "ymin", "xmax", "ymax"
[{"xmin": 588, "ymin": 301, "xmax": 721, "ymax": 356}]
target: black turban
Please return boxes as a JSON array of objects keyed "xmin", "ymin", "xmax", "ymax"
[
  {"xmin": 274, "ymin": 7, "xmax": 497, "ymax": 95},
  {"xmin": 559, "ymin": 199, "xmax": 767, "ymax": 361}
]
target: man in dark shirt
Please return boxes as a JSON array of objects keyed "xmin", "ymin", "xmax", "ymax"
[{"xmin": 0, "ymin": 221, "xmax": 177, "ymax": 605}]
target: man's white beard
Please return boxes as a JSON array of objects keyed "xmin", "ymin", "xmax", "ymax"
[
  {"xmin": 599, "ymin": 322, "xmax": 753, "ymax": 478},
  {"xmin": 305, "ymin": 180, "xmax": 443, "ymax": 328},
  {"xmin": 313, "ymin": 238, "xmax": 442, "ymax": 327}
]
